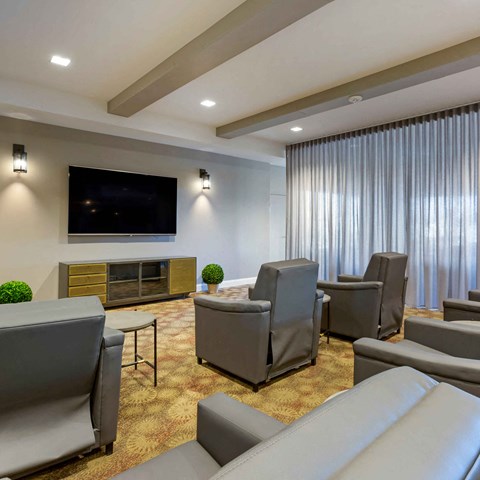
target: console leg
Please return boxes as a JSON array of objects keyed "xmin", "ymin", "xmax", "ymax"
[{"xmin": 105, "ymin": 443, "xmax": 113, "ymax": 456}]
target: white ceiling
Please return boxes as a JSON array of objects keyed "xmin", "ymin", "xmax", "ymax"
[{"xmin": 0, "ymin": 0, "xmax": 479, "ymax": 165}]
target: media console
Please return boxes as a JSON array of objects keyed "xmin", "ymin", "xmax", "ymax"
[{"xmin": 59, "ymin": 257, "xmax": 196, "ymax": 307}]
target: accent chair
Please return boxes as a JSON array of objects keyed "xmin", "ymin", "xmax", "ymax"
[
  {"xmin": 194, "ymin": 258, "xmax": 323, "ymax": 391},
  {"xmin": 0, "ymin": 296, "xmax": 125, "ymax": 479},
  {"xmin": 444, "ymin": 289, "xmax": 480, "ymax": 322},
  {"xmin": 316, "ymin": 252, "xmax": 408, "ymax": 339},
  {"xmin": 353, "ymin": 316, "xmax": 480, "ymax": 397}
]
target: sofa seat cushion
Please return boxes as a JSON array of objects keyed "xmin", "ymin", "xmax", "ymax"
[
  {"xmin": 114, "ymin": 441, "xmax": 221, "ymax": 480},
  {"xmin": 0, "ymin": 395, "xmax": 95, "ymax": 478}
]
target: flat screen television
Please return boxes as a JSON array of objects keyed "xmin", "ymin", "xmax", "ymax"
[{"xmin": 68, "ymin": 166, "xmax": 177, "ymax": 235}]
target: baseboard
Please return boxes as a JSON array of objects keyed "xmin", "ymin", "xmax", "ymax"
[{"xmin": 196, "ymin": 277, "xmax": 257, "ymax": 292}]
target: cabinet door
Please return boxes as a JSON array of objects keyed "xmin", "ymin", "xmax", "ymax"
[{"xmin": 169, "ymin": 258, "xmax": 196, "ymax": 295}]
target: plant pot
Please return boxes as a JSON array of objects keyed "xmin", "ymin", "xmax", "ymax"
[{"xmin": 207, "ymin": 284, "xmax": 219, "ymax": 294}]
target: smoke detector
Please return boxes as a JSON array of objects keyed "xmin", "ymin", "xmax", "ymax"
[{"xmin": 348, "ymin": 95, "xmax": 363, "ymax": 104}]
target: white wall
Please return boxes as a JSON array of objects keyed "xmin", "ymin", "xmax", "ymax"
[
  {"xmin": 269, "ymin": 166, "xmax": 286, "ymax": 261},
  {"xmin": 0, "ymin": 116, "xmax": 282, "ymax": 300}
]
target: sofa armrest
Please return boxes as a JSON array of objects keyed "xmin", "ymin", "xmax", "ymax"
[
  {"xmin": 194, "ymin": 296, "xmax": 271, "ymax": 313},
  {"xmin": 91, "ymin": 326, "xmax": 125, "ymax": 449},
  {"xmin": 469, "ymin": 290, "xmax": 480, "ymax": 302},
  {"xmin": 444, "ymin": 298, "xmax": 480, "ymax": 322},
  {"xmin": 405, "ymin": 317, "xmax": 480, "ymax": 360},
  {"xmin": 337, "ymin": 274, "xmax": 363, "ymax": 282},
  {"xmin": 197, "ymin": 393, "xmax": 285, "ymax": 467}
]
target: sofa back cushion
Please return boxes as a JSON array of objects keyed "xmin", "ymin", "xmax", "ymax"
[{"xmin": 0, "ymin": 296, "xmax": 105, "ymax": 410}]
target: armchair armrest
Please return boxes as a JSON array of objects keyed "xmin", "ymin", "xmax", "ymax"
[
  {"xmin": 405, "ymin": 317, "xmax": 480, "ymax": 360},
  {"xmin": 337, "ymin": 274, "xmax": 363, "ymax": 282},
  {"xmin": 197, "ymin": 393, "xmax": 285, "ymax": 466},
  {"xmin": 91, "ymin": 326, "xmax": 125, "ymax": 450},
  {"xmin": 247, "ymin": 285, "xmax": 255, "ymax": 299},
  {"xmin": 194, "ymin": 296, "xmax": 270, "ymax": 313},
  {"xmin": 469, "ymin": 290, "xmax": 480, "ymax": 302},
  {"xmin": 316, "ymin": 280, "xmax": 383, "ymax": 291},
  {"xmin": 353, "ymin": 337, "xmax": 480, "ymax": 385},
  {"xmin": 443, "ymin": 298, "xmax": 480, "ymax": 322}
]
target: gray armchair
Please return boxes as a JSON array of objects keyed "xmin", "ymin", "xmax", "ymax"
[
  {"xmin": 353, "ymin": 316, "xmax": 480, "ymax": 397},
  {"xmin": 444, "ymin": 290, "xmax": 480, "ymax": 321},
  {"xmin": 194, "ymin": 259, "xmax": 323, "ymax": 391},
  {"xmin": 316, "ymin": 252, "xmax": 408, "ymax": 339},
  {"xmin": 0, "ymin": 296, "xmax": 125, "ymax": 479}
]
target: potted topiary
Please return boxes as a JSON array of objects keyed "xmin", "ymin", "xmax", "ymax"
[
  {"xmin": 0, "ymin": 280, "xmax": 33, "ymax": 304},
  {"xmin": 201, "ymin": 264, "xmax": 224, "ymax": 294}
]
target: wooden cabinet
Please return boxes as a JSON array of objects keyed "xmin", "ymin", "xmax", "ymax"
[{"xmin": 59, "ymin": 257, "xmax": 196, "ymax": 307}]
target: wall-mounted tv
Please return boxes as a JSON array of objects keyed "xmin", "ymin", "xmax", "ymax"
[{"xmin": 68, "ymin": 166, "xmax": 177, "ymax": 235}]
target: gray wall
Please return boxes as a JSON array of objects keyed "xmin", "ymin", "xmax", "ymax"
[
  {"xmin": 0, "ymin": 116, "xmax": 283, "ymax": 300},
  {"xmin": 269, "ymin": 166, "xmax": 286, "ymax": 261}
]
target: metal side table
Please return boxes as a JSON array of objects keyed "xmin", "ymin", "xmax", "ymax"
[
  {"xmin": 320, "ymin": 294, "xmax": 331, "ymax": 344},
  {"xmin": 106, "ymin": 310, "xmax": 157, "ymax": 386}
]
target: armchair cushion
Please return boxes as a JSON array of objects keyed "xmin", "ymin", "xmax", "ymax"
[{"xmin": 469, "ymin": 290, "xmax": 480, "ymax": 302}]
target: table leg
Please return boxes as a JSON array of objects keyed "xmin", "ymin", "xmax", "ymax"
[
  {"xmin": 134, "ymin": 330, "xmax": 138, "ymax": 370},
  {"xmin": 153, "ymin": 319, "xmax": 157, "ymax": 387}
]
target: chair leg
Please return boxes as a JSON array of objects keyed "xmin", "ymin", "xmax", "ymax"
[
  {"xmin": 197, "ymin": 356, "xmax": 202, "ymax": 365},
  {"xmin": 253, "ymin": 384, "xmax": 259, "ymax": 393},
  {"xmin": 311, "ymin": 358, "xmax": 317, "ymax": 366},
  {"xmin": 105, "ymin": 443, "xmax": 113, "ymax": 455}
]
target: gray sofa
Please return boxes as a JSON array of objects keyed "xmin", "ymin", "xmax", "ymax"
[
  {"xmin": 354, "ymin": 316, "xmax": 480, "ymax": 396},
  {"xmin": 113, "ymin": 366, "xmax": 480, "ymax": 479},
  {"xmin": 317, "ymin": 252, "xmax": 408, "ymax": 339},
  {"xmin": 444, "ymin": 289, "xmax": 480, "ymax": 321},
  {"xmin": 0, "ymin": 296, "xmax": 125, "ymax": 479},
  {"xmin": 195, "ymin": 259, "xmax": 323, "ymax": 390}
]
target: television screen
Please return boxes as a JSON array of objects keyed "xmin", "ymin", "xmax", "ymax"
[{"xmin": 68, "ymin": 166, "xmax": 177, "ymax": 235}]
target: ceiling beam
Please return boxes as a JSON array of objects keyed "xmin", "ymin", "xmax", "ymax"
[
  {"xmin": 216, "ymin": 36, "xmax": 480, "ymax": 138},
  {"xmin": 108, "ymin": 0, "xmax": 333, "ymax": 117}
]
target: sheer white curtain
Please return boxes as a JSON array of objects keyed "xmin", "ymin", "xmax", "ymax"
[{"xmin": 286, "ymin": 104, "xmax": 479, "ymax": 308}]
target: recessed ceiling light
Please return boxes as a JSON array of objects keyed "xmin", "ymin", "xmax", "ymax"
[
  {"xmin": 200, "ymin": 99, "xmax": 216, "ymax": 108},
  {"xmin": 51, "ymin": 55, "xmax": 71, "ymax": 67},
  {"xmin": 290, "ymin": 126, "xmax": 303, "ymax": 132},
  {"xmin": 348, "ymin": 95, "xmax": 363, "ymax": 104}
]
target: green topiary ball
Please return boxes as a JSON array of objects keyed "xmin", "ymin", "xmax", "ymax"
[
  {"xmin": 0, "ymin": 280, "xmax": 33, "ymax": 304},
  {"xmin": 201, "ymin": 264, "xmax": 224, "ymax": 285}
]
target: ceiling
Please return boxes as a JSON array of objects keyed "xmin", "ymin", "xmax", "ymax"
[{"xmin": 0, "ymin": 0, "xmax": 479, "ymax": 165}]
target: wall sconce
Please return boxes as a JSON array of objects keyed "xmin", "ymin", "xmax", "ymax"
[
  {"xmin": 200, "ymin": 169, "xmax": 210, "ymax": 189},
  {"xmin": 13, "ymin": 144, "xmax": 27, "ymax": 173}
]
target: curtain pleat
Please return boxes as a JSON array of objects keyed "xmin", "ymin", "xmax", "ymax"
[{"xmin": 286, "ymin": 104, "xmax": 480, "ymax": 308}]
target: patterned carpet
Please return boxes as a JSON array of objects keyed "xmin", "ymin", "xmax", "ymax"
[{"xmin": 28, "ymin": 287, "xmax": 442, "ymax": 480}]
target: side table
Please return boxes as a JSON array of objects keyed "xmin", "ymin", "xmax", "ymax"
[{"xmin": 106, "ymin": 311, "xmax": 157, "ymax": 386}]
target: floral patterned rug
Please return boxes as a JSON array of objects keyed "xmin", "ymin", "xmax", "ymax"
[{"xmin": 28, "ymin": 287, "xmax": 442, "ymax": 479}]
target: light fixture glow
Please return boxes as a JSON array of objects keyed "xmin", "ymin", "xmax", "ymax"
[
  {"xmin": 200, "ymin": 169, "xmax": 211, "ymax": 189},
  {"xmin": 290, "ymin": 126, "xmax": 303, "ymax": 132},
  {"xmin": 13, "ymin": 144, "xmax": 27, "ymax": 173},
  {"xmin": 348, "ymin": 95, "xmax": 363, "ymax": 104},
  {"xmin": 200, "ymin": 99, "xmax": 216, "ymax": 108},
  {"xmin": 51, "ymin": 55, "xmax": 71, "ymax": 67}
]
